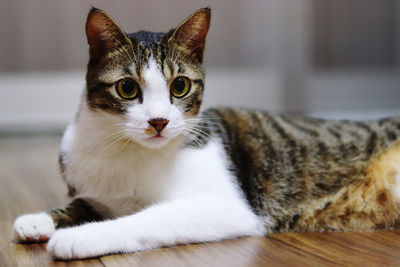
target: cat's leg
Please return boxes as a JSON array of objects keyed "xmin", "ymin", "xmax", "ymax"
[
  {"xmin": 47, "ymin": 197, "xmax": 264, "ymax": 259},
  {"xmin": 13, "ymin": 198, "xmax": 104, "ymax": 242}
]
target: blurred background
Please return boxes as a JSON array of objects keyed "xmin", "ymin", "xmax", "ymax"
[{"xmin": 0, "ymin": 0, "xmax": 399, "ymax": 132}]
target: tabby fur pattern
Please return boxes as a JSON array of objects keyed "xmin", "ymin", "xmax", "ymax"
[{"xmin": 13, "ymin": 7, "xmax": 400, "ymax": 260}]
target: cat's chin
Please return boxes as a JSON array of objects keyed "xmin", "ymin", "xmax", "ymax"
[{"xmin": 138, "ymin": 136, "xmax": 173, "ymax": 149}]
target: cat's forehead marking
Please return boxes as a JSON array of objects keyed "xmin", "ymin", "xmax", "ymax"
[
  {"xmin": 144, "ymin": 57, "xmax": 163, "ymax": 78},
  {"xmin": 143, "ymin": 56, "xmax": 167, "ymax": 91}
]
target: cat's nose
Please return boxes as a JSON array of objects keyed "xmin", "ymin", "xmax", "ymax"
[{"xmin": 148, "ymin": 118, "xmax": 169, "ymax": 133}]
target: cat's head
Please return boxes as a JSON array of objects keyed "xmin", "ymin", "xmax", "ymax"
[{"xmin": 84, "ymin": 7, "xmax": 211, "ymax": 149}]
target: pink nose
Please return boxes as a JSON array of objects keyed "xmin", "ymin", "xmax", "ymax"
[{"xmin": 148, "ymin": 118, "xmax": 169, "ymax": 133}]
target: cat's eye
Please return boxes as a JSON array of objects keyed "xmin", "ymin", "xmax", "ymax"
[
  {"xmin": 116, "ymin": 79, "xmax": 140, "ymax": 100},
  {"xmin": 170, "ymin": 76, "xmax": 191, "ymax": 98}
]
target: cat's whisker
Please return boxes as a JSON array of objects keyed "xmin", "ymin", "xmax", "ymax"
[
  {"xmin": 112, "ymin": 135, "xmax": 136, "ymax": 161},
  {"xmin": 181, "ymin": 130, "xmax": 203, "ymax": 147},
  {"xmin": 185, "ymin": 115, "xmax": 220, "ymax": 123},
  {"xmin": 185, "ymin": 132, "xmax": 208, "ymax": 146},
  {"xmin": 185, "ymin": 119, "xmax": 218, "ymax": 130},
  {"xmin": 187, "ymin": 126, "xmax": 210, "ymax": 138},
  {"xmin": 84, "ymin": 130, "xmax": 123, "ymax": 149},
  {"xmin": 185, "ymin": 132, "xmax": 206, "ymax": 147},
  {"xmin": 182, "ymin": 126, "xmax": 209, "ymax": 144},
  {"xmin": 93, "ymin": 123, "xmax": 127, "ymax": 138},
  {"xmin": 125, "ymin": 129, "xmax": 146, "ymax": 136},
  {"xmin": 92, "ymin": 132, "xmax": 127, "ymax": 153},
  {"xmin": 84, "ymin": 123, "xmax": 137, "ymax": 153},
  {"xmin": 183, "ymin": 125, "xmax": 210, "ymax": 136},
  {"xmin": 68, "ymin": 131, "xmax": 128, "ymax": 178},
  {"xmin": 185, "ymin": 121, "xmax": 211, "ymax": 134}
]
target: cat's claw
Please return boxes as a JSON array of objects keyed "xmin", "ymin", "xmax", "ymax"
[{"xmin": 13, "ymin": 213, "xmax": 55, "ymax": 242}]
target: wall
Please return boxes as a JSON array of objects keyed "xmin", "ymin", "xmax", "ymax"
[{"xmin": 0, "ymin": 0, "xmax": 399, "ymax": 131}]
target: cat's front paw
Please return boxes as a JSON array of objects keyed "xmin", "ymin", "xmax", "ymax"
[
  {"xmin": 47, "ymin": 226, "xmax": 111, "ymax": 260},
  {"xmin": 13, "ymin": 213, "xmax": 55, "ymax": 242}
]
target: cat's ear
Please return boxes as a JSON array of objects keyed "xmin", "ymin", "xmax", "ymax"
[
  {"xmin": 85, "ymin": 7, "xmax": 132, "ymax": 64},
  {"xmin": 168, "ymin": 8, "xmax": 211, "ymax": 63}
]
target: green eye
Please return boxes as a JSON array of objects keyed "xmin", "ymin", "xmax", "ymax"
[
  {"xmin": 116, "ymin": 79, "xmax": 140, "ymax": 99},
  {"xmin": 170, "ymin": 76, "xmax": 191, "ymax": 98}
]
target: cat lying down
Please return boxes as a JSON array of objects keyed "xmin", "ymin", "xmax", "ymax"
[{"xmin": 13, "ymin": 7, "xmax": 400, "ymax": 260}]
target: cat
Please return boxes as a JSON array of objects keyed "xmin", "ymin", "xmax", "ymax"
[{"xmin": 13, "ymin": 7, "xmax": 400, "ymax": 260}]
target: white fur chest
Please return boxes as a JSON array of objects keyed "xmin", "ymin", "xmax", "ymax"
[
  {"xmin": 61, "ymin": 113, "xmax": 244, "ymax": 218},
  {"xmin": 63, "ymin": 126, "xmax": 178, "ymax": 211}
]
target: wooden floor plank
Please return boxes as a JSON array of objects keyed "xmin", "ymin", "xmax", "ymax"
[
  {"xmin": 1, "ymin": 136, "xmax": 400, "ymax": 266},
  {"xmin": 100, "ymin": 236, "xmax": 333, "ymax": 267},
  {"xmin": 270, "ymin": 231, "xmax": 400, "ymax": 266}
]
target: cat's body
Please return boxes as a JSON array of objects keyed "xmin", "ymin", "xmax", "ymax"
[
  {"xmin": 13, "ymin": 7, "xmax": 400, "ymax": 260},
  {"xmin": 204, "ymin": 108, "xmax": 400, "ymax": 232}
]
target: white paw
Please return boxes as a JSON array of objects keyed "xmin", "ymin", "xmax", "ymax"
[
  {"xmin": 13, "ymin": 213, "xmax": 55, "ymax": 242},
  {"xmin": 47, "ymin": 226, "xmax": 112, "ymax": 260}
]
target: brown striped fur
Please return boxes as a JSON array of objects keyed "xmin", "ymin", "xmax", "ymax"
[
  {"xmin": 201, "ymin": 108, "xmax": 400, "ymax": 232},
  {"xmin": 295, "ymin": 143, "xmax": 400, "ymax": 231},
  {"xmin": 84, "ymin": 8, "xmax": 207, "ymax": 117}
]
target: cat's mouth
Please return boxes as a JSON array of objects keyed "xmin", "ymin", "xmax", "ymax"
[
  {"xmin": 146, "ymin": 133, "xmax": 168, "ymax": 141},
  {"xmin": 139, "ymin": 126, "xmax": 184, "ymax": 148},
  {"xmin": 149, "ymin": 134, "xmax": 164, "ymax": 139},
  {"xmin": 139, "ymin": 133, "xmax": 171, "ymax": 149}
]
